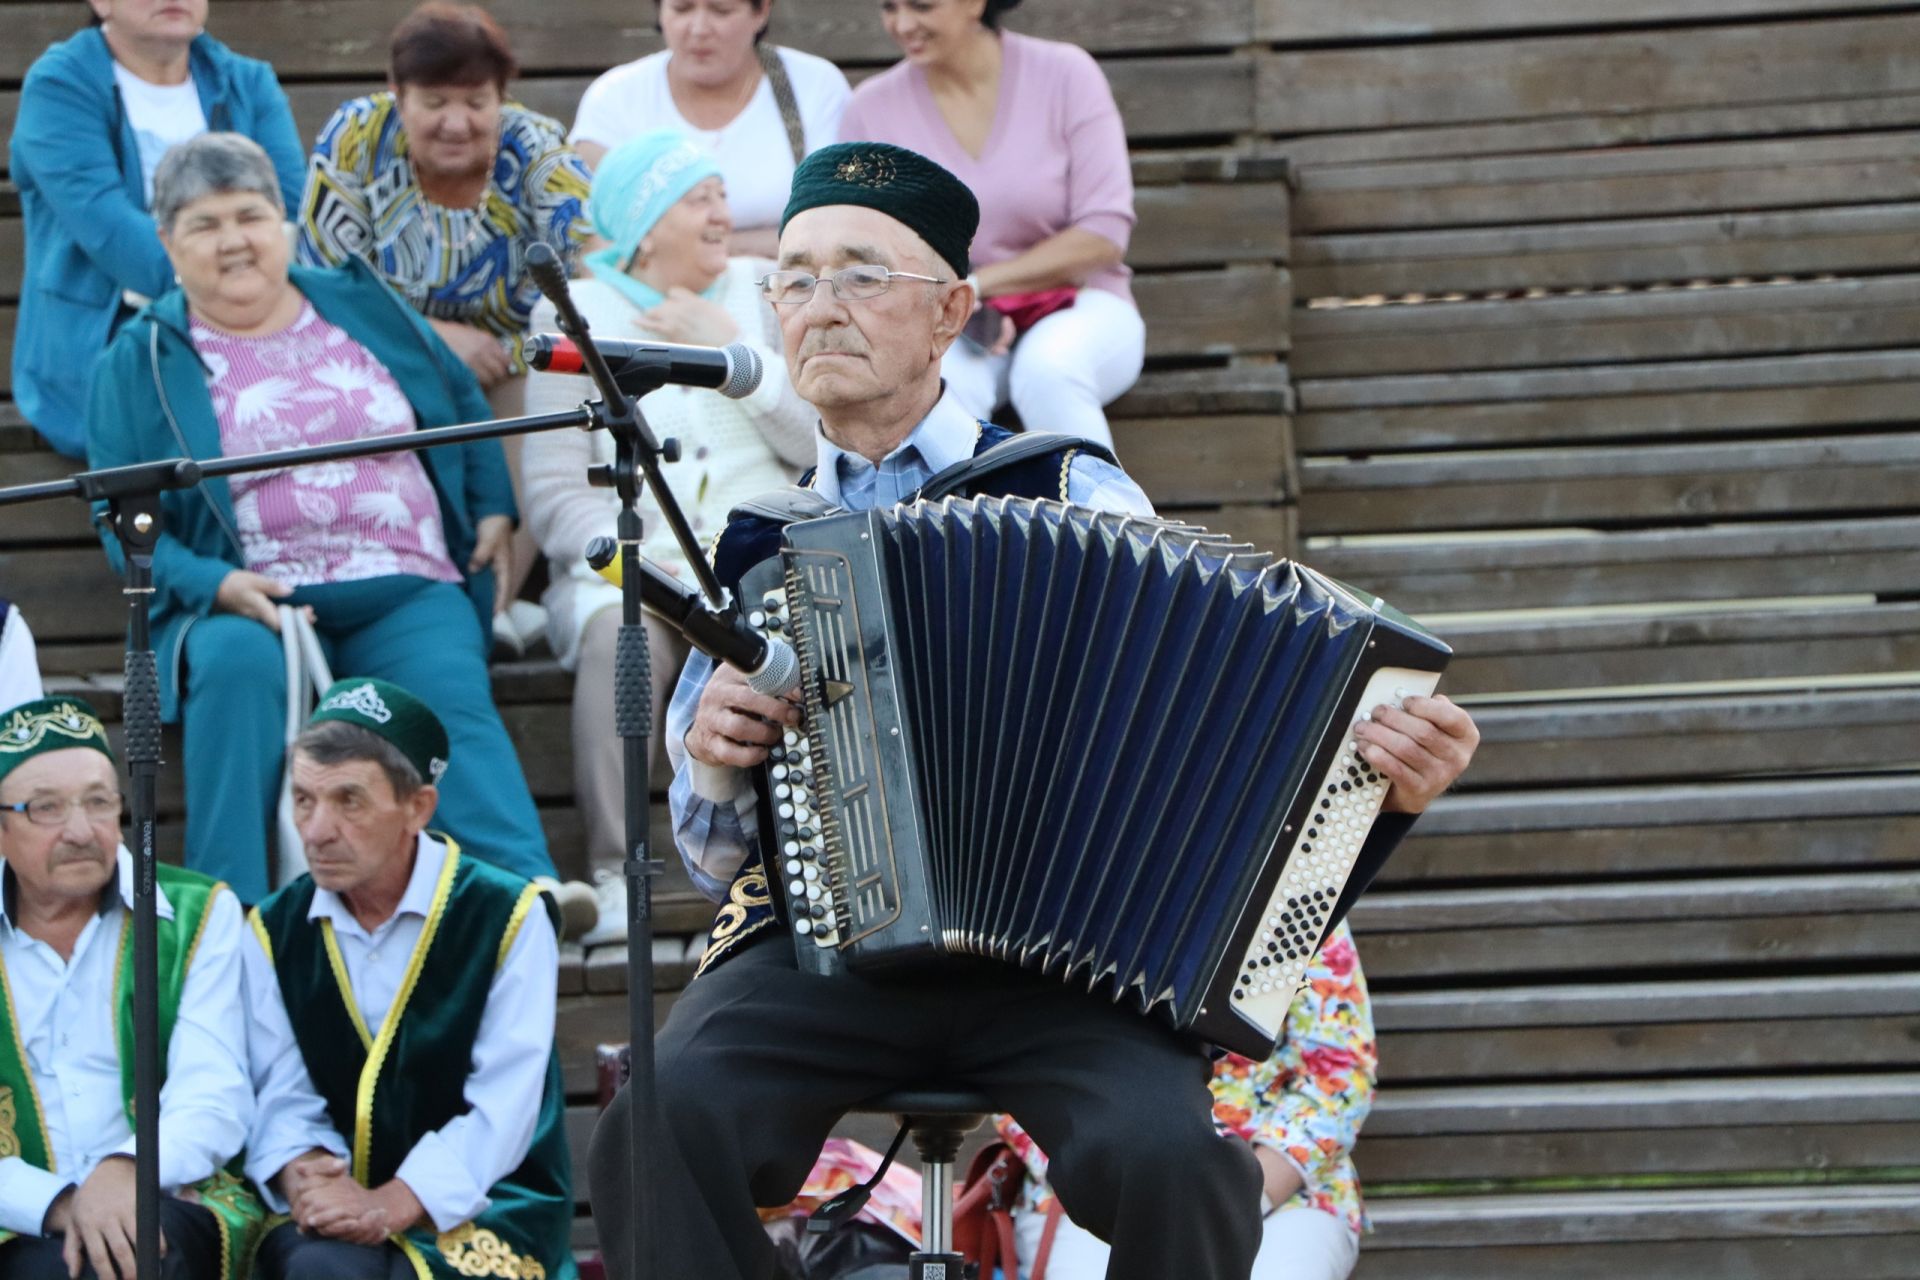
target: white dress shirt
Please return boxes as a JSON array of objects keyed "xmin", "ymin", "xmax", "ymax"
[
  {"xmin": 241, "ymin": 834, "xmax": 558, "ymax": 1232},
  {"xmin": 667, "ymin": 390, "xmax": 1156, "ymax": 895},
  {"xmin": 0, "ymin": 849, "xmax": 251, "ymax": 1236}
]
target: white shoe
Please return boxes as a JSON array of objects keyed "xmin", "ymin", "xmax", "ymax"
[
  {"xmin": 491, "ymin": 601, "xmax": 550, "ymax": 662},
  {"xmin": 534, "ymin": 876, "xmax": 599, "ymax": 942},
  {"xmin": 579, "ymin": 873, "xmax": 630, "ymax": 948}
]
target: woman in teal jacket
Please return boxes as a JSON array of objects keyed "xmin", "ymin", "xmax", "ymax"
[
  {"xmin": 87, "ymin": 133, "xmax": 553, "ymax": 902},
  {"xmin": 12, "ymin": 4, "xmax": 304, "ymax": 457}
]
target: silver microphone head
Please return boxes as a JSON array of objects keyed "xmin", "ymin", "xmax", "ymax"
[
  {"xmin": 719, "ymin": 343, "xmax": 764, "ymax": 400},
  {"xmin": 746, "ymin": 635, "xmax": 801, "ymax": 697}
]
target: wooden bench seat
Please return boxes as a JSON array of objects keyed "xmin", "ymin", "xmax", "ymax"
[
  {"xmin": 1290, "ymin": 273, "xmax": 1920, "ymax": 379},
  {"xmin": 1348, "ymin": 871, "xmax": 1920, "ymax": 984},
  {"xmin": 1305, "ymin": 516, "xmax": 1920, "ymax": 613},
  {"xmin": 1385, "ymin": 775, "xmax": 1920, "ymax": 883},
  {"xmin": 1362, "ymin": 1074, "xmax": 1920, "ymax": 1186},
  {"xmin": 1356, "ymin": 1183, "xmax": 1920, "ymax": 1280}
]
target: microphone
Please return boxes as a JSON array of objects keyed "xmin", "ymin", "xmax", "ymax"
[
  {"xmin": 586, "ymin": 537, "xmax": 800, "ymax": 698},
  {"xmin": 528, "ymin": 334, "xmax": 763, "ymax": 401}
]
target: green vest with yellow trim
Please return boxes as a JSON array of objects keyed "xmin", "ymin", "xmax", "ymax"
[
  {"xmin": 0, "ymin": 862, "xmax": 268, "ymax": 1278},
  {"xmin": 251, "ymin": 838, "xmax": 574, "ymax": 1280}
]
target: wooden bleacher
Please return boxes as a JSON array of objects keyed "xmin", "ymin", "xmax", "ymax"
[{"xmin": 5, "ymin": 0, "xmax": 1919, "ymax": 1273}]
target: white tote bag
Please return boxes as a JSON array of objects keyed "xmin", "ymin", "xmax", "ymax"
[{"xmin": 274, "ymin": 606, "xmax": 334, "ymax": 888}]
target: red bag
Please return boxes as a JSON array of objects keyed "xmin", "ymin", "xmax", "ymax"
[
  {"xmin": 989, "ymin": 287, "xmax": 1078, "ymax": 336},
  {"xmin": 953, "ymin": 1141, "xmax": 1066, "ymax": 1280}
]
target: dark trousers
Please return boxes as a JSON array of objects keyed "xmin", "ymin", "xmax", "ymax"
[
  {"xmin": 254, "ymin": 1221, "xmax": 416, "ymax": 1280},
  {"xmin": 0, "ymin": 1195, "xmax": 218, "ymax": 1280},
  {"xmin": 588, "ymin": 934, "xmax": 1263, "ymax": 1280}
]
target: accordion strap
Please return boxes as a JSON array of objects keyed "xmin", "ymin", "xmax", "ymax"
[
  {"xmin": 727, "ymin": 486, "xmax": 844, "ymax": 526},
  {"xmin": 915, "ymin": 431, "xmax": 1118, "ymax": 504}
]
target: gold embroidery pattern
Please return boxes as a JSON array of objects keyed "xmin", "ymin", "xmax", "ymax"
[
  {"xmin": 697, "ymin": 869, "xmax": 773, "ymax": 977},
  {"xmin": 439, "ymin": 1223, "xmax": 547, "ymax": 1279},
  {"xmin": 0, "ymin": 701, "xmax": 106, "ymax": 756},
  {"xmin": 0, "ymin": 1085, "xmax": 18, "ymax": 1159},
  {"xmin": 833, "ymin": 151, "xmax": 898, "ymax": 190},
  {"xmin": 1058, "ymin": 447, "xmax": 1081, "ymax": 501}
]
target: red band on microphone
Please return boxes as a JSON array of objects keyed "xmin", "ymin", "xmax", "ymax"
[{"xmin": 531, "ymin": 336, "xmax": 585, "ymax": 373}]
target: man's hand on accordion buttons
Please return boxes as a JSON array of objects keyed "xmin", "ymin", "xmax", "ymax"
[
  {"xmin": 687, "ymin": 661, "xmax": 804, "ymax": 769},
  {"xmin": 1353, "ymin": 693, "xmax": 1479, "ymax": 815}
]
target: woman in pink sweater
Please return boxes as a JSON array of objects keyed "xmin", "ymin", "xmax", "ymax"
[{"xmin": 840, "ymin": 0, "xmax": 1144, "ymax": 449}]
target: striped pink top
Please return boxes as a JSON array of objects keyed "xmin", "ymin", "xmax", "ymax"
[{"xmin": 192, "ymin": 302, "xmax": 461, "ymax": 587}]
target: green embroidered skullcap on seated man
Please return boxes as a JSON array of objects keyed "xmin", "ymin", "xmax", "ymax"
[
  {"xmin": 781, "ymin": 141, "xmax": 980, "ymax": 277},
  {"xmin": 307, "ymin": 677, "xmax": 450, "ymax": 785},
  {"xmin": 0, "ymin": 696, "xmax": 114, "ymax": 783}
]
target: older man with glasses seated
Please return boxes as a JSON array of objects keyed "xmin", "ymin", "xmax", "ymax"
[{"xmin": 0, "ymin": 697, "xmax": 264, "ymax": 1280}]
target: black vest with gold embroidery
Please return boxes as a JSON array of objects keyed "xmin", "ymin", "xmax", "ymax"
[{"xmin": 697, "ymin": 422, "xmax": 1119, "ymax": 975}]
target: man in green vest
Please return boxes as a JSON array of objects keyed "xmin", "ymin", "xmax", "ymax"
[
  {"xmin": 242, "ymin": 678, "xmax": 574, "ymax": 1280},
  {"xmin": 0, "ymin": 696, "xmax": 265, "ymax": 1279}
]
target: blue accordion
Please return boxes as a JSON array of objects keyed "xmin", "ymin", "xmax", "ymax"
[{"xmin": 740, "ymin": 497, "xmax": 1450, "ymax": 1059}]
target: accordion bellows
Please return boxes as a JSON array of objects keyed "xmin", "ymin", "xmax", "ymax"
[{"xmin": 744, "ymin": 497, "xmax": 1449, "ymax": 1059}]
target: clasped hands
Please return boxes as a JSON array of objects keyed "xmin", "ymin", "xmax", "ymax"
[{"xmin": 275, "ymin": 1150, "xmax": 426, "ymax": 1246}]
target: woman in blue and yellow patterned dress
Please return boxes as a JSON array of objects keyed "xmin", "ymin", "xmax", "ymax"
[{"xmin": 297, "ymin": 1, "xmax": 593, "ymax": 646}]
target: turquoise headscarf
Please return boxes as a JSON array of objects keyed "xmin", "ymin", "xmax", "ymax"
[{"xmin": 584, "ymin": 129, "xmax": 725, "ymax": 312}]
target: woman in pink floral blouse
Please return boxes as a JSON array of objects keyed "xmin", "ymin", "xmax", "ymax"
[{"xmin": 996, "ymin": 921, "xmax": 1376, "ymax": 1280}]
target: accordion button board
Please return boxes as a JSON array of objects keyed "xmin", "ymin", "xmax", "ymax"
[{"xmin": 736, "ymin": 496, "xmax": 1450, "ymax": 1061}]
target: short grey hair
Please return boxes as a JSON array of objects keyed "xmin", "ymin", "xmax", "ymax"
[
  {"xmin": 152, "ymin": 133, "xmax": 286, "ymax": 233},
  {"xmin": 291, "ymin": 719, "xmax": 425, "ymax": 801}
]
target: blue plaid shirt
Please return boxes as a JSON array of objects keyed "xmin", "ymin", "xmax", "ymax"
[{"xmin": 666, "ymin": 392, "xmax": 1152, "ymax": 898}]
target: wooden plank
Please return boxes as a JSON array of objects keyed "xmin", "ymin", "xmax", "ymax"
[
  {"xmin": 1111, "ymin": 365, "xmax": 1294, "ymax": 420},
  {"xmin": 1257, "ymin": 15, "xmax": 1920, "ymax": 135},
  {"xmin": 1291, "ymin": 133, "xmax": 1920, "ymax": 232},
  {"xmin": 1299, "ymin": 348, "xmax": 1920, "ymax": 411},
  {"xmin": 1353, "ymin": 871, "xmax": 1920, "ymax": 932},
  {"xmin": 1297, "ymin": 360, "xmax": 1920, "ymax": 451},
  {"xmin": 2, "ymin": 0, "xmax": 1255, "ymax": 81},
  {"xmin": 1257, "ymin": 0, "xmax": 1920, "ymax": 43},
  {"xmin": 1439, "ymin": 603, "xmax": 1920, "ymax": 697},
  {"xmin": 1363, "ymin": 1185, "xmax": 1920, "ymax": 1248},
  {"xmin": 0, "ymin": 213, "xmax": 18, "ymax": 301},
  {"xmin": 1380, "ymin": 1012, "xmax": 1920, "ymax": 1083},
  {"xmin": 1356, "ymin": 910, "xmax": 1920, "ymax": 982},
  {"xmin": 0, "ymin": 547, "xmax": 121, "ymax": 640},
  {"xmin": 1360, "ymin": 1122, "xmax": 1920, "ymax": 1185},
  {"xmin": 1134, "ymin": 266, "xmax": 1291, "ymax": 359},
  {"xmin": 1131, "ymin": 182, "xmax": 1289, "ymax": 269},
  {"xmin": 1290, "ymin": 275, "xmax": 1920, "ymax": 378},
  {"xmin": 1304, "ymin": 516, "xmax": 1920, "ymax": 612},
  {"xmin": 1459, "ymin": 688, "xmax": 1920, "ymax": 787},
  {"xmin": 1298, "ymin": 433, "xmax": 1920, "ymax": 534},
  {"xmin": 1293, "ymin": 203, "xmax": 1920, "ymax": 300},
  {"xmin": 1356, "ymin": 1234, "xmax": 1920, "ymax": 1280},
  {"xmin": 1278, "ymin": 90, "xmax": 1920, "ymax": 168},
  {"xmin": 1373, "ymin": 971, "xmax": 1920, "ymax": 1033},
  {"xmin": 1369, "ymin": 1075, "xmax": 1920, "ymax": 1137},
  {"xmin": 1116, "ymin": 414, "xmax": 1292, "ymax": 507},
  {"xmin": 0, "ymin": 449, "xmax": 90, "ymax": 541}
]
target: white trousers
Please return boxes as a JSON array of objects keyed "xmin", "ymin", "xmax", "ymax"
[
  {"xmin": 1011, "ymin": 1203, "xmax": 1359, "ymax": 1280},
  {"xmin": 941, "ymin": 287, "xmax": 1147, "ymax": 451}
]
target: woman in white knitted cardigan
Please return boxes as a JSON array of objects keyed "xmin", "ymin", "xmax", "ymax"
[{"xmin": 524, "ymin": 131, "xmax": 815, "ymax": 942}]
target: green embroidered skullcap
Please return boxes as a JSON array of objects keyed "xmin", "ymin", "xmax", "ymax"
[
  {"xmin": 781, "ymin": 141, "xmax": 978, "ymax": 277},
  {"xmin": 0, "ymin": 697, "xmax": 115, "ymax": 786},
  {"xmin": 307, "ymin": 678, "xmax": 450, "ymax": 785}
]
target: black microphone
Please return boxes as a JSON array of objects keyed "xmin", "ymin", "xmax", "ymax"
[
  {"xmin": 528, "ymin": 333, "xmax": 763, "ymax": 401},
  {"xmin": 586, "ymin": 537, "xmax": 800, "ymax": 697}
]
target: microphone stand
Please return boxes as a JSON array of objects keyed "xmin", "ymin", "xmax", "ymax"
[{"xmin": 0, "ymin": 245, "xmax": 730, "ymax": 1280}]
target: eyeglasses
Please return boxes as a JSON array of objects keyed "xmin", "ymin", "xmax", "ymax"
[
  {"xmin": 757, "ymin": 265, "xmax": 951, "ymax": 306},
  {"xmin": 0, "ymin": 793, "xmax": 124, "ymax": 827}
]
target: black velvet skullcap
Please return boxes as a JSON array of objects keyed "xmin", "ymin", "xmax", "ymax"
[{"xmin": 780, "ymin": 141, "xmax": 978, "ymax": 277}]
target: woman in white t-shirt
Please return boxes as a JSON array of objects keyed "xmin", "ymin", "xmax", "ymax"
[{"xmin": 571, "ymin": 0, "xmax": 849, "ymax": 257}]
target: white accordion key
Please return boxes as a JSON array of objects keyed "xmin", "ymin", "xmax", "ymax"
[{"xmin": 1230, "ymin": 665, "xmax": 1440, "ymax": 1038}]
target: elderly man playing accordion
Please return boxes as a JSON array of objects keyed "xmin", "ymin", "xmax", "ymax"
[
  {"xmin": 588, "ymin": 141, "xmax": 1480, "ymax": 1280},
  {"xmin": 0, "ymin": 697, "xmax": 264, "ymax": 1280}
]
